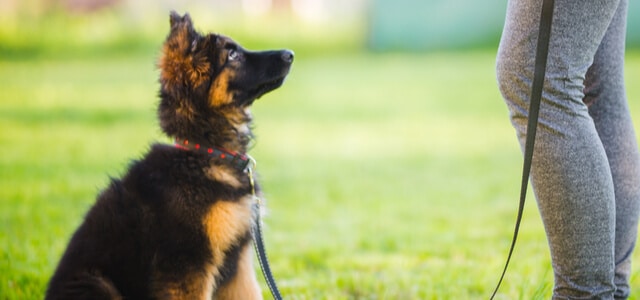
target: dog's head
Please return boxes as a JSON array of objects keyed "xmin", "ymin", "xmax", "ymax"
[{"xmin": 158, "ymin": 12, "xmax": 293, "ymax": 150}]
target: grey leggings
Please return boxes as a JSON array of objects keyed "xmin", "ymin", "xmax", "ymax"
[{"xmin": 496, "ymin": 0, "xmax": 640, "ymax": 298}]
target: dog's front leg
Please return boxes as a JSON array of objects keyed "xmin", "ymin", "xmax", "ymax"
[
  {"xmin": 150, "ymin": 266, "xmax": 217, "ymax": 300},
  {"xmin": 214, "ymin": 243, "xmax": 263, "ymax": 300}
]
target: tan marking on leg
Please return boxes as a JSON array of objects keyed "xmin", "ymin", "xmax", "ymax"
[
  {"xmin": 214, "ymin": 243, "xmax": 263, "ymax": 300},
  {"xmin": 152, "ymin": 263, "xmax": 217, "ymax": 300},
  {"xmin": 202, "ymin": 196, "xmax": 254, "ymax": 267}
]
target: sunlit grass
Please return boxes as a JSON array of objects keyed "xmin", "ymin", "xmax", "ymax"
[{"xmin": 1, "ymin": 51, "xmax": 639, "ymax": 299}]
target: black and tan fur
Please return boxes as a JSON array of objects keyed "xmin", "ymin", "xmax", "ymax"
[{"xmin": 45, "ymin": 11, "xmax": 293, "ymax": 300}]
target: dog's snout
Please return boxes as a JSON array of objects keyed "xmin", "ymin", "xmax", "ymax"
[{"xmin": 281, "ymin": 50, "xmax": 294, "ymax": 63}]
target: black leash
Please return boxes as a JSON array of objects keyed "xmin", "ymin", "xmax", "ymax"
[
  {"xmin": 247, "ymin": 161, "xmax": 283, "ymax": 300},
  {"xmin": 490, "ymin": 0, "xmax": 555, "ymax": 298},
  {"xmin": 253, "ymin": 205, "xmax": 283, "ymax": 300}
]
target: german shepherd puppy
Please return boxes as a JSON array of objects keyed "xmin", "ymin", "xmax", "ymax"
[{"xmin": 45, "ymin": 11, "xmax": 293, "ymax": 300}]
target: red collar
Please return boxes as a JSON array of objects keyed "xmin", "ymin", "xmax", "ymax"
[{"xmin": 174, "ymin": 138, "xmax": 251, "ymax": 171}]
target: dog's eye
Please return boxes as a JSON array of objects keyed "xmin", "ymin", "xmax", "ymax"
[{"xmin": 228, "ymin": 49, "xmax": 241, "ymax": 61}]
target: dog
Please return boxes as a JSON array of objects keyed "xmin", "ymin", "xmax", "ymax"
[{"xmin": 45, "ymin": 11, "xmax": 293, "ymax": 300}]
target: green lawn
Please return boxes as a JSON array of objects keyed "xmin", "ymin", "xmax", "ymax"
[{"xmin": 1, "ymin": 51, "xmax": 639, "ymax": 299}]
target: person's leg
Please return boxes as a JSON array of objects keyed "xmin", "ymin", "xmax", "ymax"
[
  {"xmin": 496, "ymin": 0, "xmax": 626, "ymax": 298},
  {"xmin": 584, "ymin": 1, "xmax": 640, "ymax": 298}
]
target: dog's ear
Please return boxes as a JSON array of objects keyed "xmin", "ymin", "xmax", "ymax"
[
  {"xmin": 169, "ymin": 11, "xmax": 181, "ymax": 29},
  {"xmin": 166, "ymin": 12, "xmax": 202, "ymax": 54},
  {"xmin": 159, "ymin": 11, "xmax": 211, "ymax": 98},
  {"xmin": 169, "ymin": 11, "xmax": 194, "ymax": 33}
]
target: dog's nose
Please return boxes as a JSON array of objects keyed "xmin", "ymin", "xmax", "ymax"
[{"xmin": 281, "ymin": 50, "xmax": 294, "ymax": 63}]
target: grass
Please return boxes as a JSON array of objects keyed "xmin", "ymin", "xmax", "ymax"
[{"xmin": 1, "ymin": 49, "xmax": 639, "ymax": 299}]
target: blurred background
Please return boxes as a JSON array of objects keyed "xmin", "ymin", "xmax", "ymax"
[
  {"xmin": 1, "ymin": 0, "xmax": 639, "ymax": 299},
  {"xmin": 3, "ymin": 0, "xmax": 637, "ymax": 58}
]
